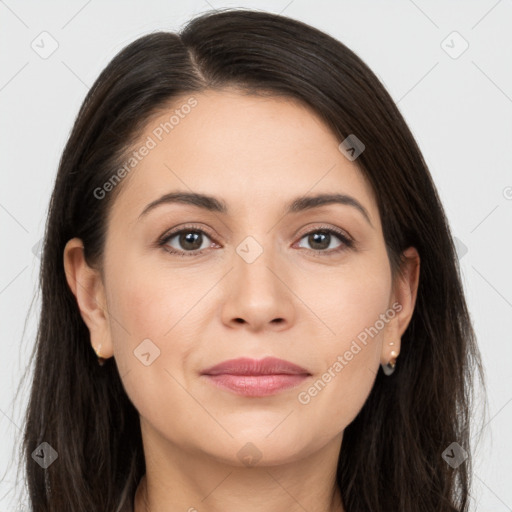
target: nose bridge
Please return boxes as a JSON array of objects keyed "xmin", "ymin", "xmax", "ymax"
[
  {"xmin": 234, "ymin": 232, "xmax": 283, "ymax": 295},
  {"xmin": 220, "ymin": 231, "xmax": 294, "ymax": 330}
]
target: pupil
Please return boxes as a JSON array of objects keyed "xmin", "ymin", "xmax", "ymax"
[
  {"xmin": 181, "ymin": 232, "xmax": 202, "ymax": 250},
  {"xmin": 310, "ymin": 232, "xmax": 329, "ymax": 250}
]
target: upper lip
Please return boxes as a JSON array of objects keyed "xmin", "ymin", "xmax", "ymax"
[{"xmin": 201, "ymin": 357, "xmax": 310, "ymax": 376}]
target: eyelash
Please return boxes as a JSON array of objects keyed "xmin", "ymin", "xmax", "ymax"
[{"xmin": 157, "ymin": 223, "xmax": 355, "ymax": 257}]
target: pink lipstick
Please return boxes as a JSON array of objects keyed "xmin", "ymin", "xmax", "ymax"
[{"xmin": 201, "ymin": 357, "xmax": 311, "ymax": 397}]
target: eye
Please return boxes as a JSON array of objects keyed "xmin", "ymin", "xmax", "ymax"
[
  {"xmin": 157, "ymin": 224, "xmax": 354, "ymax": 257},
  {"xmin": 159, "ymin": 225, "xmax": 216, "ymax": 257},
  {"xmin": 295, "ymin": 227, "xmax": 354, "ymax": 255}
]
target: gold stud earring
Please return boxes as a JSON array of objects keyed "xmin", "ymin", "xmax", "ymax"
[{"xmin": 94, "ymin": 344, "xmax": 106, "ymax": 366}]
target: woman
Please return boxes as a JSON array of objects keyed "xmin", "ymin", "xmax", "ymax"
[{"xmin": 19, "ymin": 8, "xmax": 484, "ymax": 512}]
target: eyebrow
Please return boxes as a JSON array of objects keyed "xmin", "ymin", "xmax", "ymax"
[{"xmin": 138, "ymin": 191, "xmax": 373, "ymax": 227}]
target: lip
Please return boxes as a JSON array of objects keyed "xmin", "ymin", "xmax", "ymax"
[
  {"xmin": 201, "ymin": 356, "xmax": 310, "ymax": 376},
  {"xmin": 201, "ymin": 357, "xmax": 311, "ymax": 397}
]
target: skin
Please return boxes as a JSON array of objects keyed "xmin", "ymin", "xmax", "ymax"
[{"xmin": 64, "ymin": 88, "xmax": 420, "ymax": 512}]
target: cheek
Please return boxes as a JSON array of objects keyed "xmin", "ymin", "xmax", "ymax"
[
  {"xmin": 106, "ymin": 247, "xmax": 209, "ymax": 337},
  {"xmin": 293, "ymin": 254, "xmax": 391, "ymax": 426},
  {"xmin": 104, "ymin": 256, "xmax": 194, "ymax": 373},
  {"xmin": 296, "ymin": 250, "xmax": 392, "ymax": 346},
  {"xmin": 104, "ymin": 260, "xmax": 201, "ymax": 423}
]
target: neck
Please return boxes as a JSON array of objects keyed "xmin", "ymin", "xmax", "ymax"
[
  {"xmin": 134, "ymin": 474, "xmax": 344, "ymax": 512},
  {"xmin": 133, "ymin": 425, "xmax": 345, "ymax": 512}
]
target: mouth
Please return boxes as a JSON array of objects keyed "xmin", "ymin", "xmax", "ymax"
[{"xmin": 200, "ymin": 356, "xmax": 311, "ymax": 397}]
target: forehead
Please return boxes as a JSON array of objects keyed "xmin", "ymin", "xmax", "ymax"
[{"xmin": 109, "ymin": 88, "xmax": 378, "ymax": 224}]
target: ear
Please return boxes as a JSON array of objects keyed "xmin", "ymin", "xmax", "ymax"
[
  {"xmin": 63, "ymin": 238, "xmax": 114, "ymax": 360},
  {"xmin": 381, "ymin": 246, "xmax": 420, "ymax": 366}
]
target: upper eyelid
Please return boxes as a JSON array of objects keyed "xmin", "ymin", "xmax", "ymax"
[
  {"xmin": 295, "ymin": 224, "xmax": 352, "ymax": 241},
  {"xmin": 159, "ymin": 224, "xmax": 218, "ymax": 244}
]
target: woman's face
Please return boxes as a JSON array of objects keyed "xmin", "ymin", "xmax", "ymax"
[{"xmin": 66, "ymin": 88, "xmax": 418, "ymax": 467}]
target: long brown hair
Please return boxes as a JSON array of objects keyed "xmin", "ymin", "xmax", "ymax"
[{"xmin": 14, "ymin": 7, "xmax": 485, "ymax": 511}]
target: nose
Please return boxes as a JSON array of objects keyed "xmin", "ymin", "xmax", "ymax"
[{"xmin": 220, "ymin": 240, "xmax": 296, "ymax": 333}]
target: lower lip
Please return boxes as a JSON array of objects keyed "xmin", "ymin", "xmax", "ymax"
[{"xmin": 203, "ymin": 374, "xmax": 309, "ymax": 397}]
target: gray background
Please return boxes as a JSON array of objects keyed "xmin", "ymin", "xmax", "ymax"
[{"xmin": 1, "ymin": 0, "xmax": 511, "ymax": 510}]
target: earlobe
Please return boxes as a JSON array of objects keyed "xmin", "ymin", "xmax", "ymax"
[
  {"xmin": 381, "ymin": 246, "xmax": 420, "ymax": 370},
  {"xmin": 63, "ymin": 238, "xmax": 114, "ymax": 360}
]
